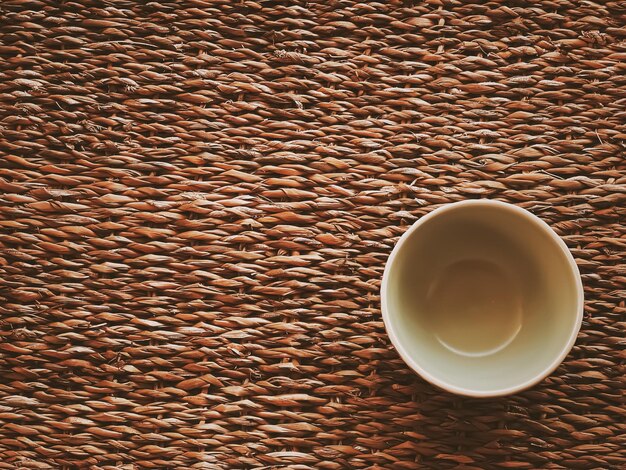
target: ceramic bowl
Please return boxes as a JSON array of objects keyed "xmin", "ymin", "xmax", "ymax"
[{"xmin": 381, "ymin": 200, "xmax": 584, "ymax": 397}]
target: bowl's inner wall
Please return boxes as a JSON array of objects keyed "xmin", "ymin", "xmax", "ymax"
[{"xmin": 386, "ymin": 204, "xmax": 579, "ymax": 393}]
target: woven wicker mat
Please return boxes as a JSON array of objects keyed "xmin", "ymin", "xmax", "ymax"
[{"xmin": 1, "ymin": 1, "xmax": 625, "ymax": 469}]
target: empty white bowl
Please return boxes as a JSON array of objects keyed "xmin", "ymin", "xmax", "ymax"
[{"xmin": 381, "ymin": 200, "xmax": 584, "ymax": 397}]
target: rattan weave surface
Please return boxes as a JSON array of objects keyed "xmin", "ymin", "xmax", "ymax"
[{"xmin": 1, "ymin": 1, "xmax": 625, "ymax": 469}]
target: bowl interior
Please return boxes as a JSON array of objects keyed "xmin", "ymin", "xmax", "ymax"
[{"xmin": 384, "ymin": 202, "xmax": 582, "ymax": 395}]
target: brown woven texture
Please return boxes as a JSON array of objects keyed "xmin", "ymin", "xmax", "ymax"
[{"xmin": 0, "ymin": 0, "xmax": 625, "ymax": 469}]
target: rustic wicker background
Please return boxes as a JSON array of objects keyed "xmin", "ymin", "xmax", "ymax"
[{"xmin": 0, "ymin": 0, "xmax": 624, "ymax": 469}]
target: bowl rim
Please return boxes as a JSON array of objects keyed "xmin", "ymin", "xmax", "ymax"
[{"xmin": 380, "ymin": 199, "xmax": 585, "ymax": 397}]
